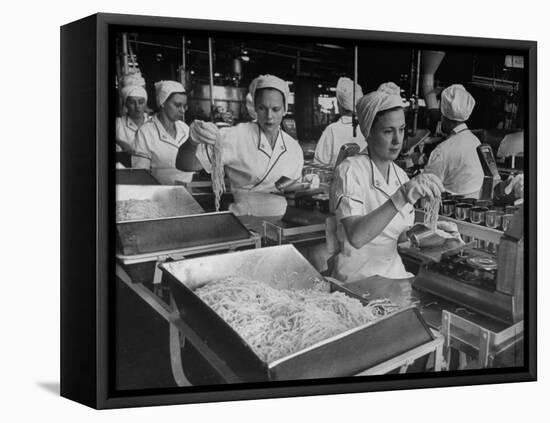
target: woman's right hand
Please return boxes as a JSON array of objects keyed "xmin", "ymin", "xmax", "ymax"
[
  {"xmin": 401, "ymin": 173, "xmax": 444, "ymax": 204},
  {"xmin": 189, "ymin": 120, "xmax": 219, "ymax": 146}
]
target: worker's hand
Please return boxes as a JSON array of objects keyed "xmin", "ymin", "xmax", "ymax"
[
  {"xmin": 189, "ymin": 120, "xmax": 219, "ymax": 146},
  {"xmin": 391, "ymin": 173, "xmax": 443, "ymax": 211},
  {"xmin": 504, "ymin": 173, "xmax": 524, "ymax": 199},
  {"xmin": 403, "ymin": 173, "xmax": 444, "ymax": 204}
]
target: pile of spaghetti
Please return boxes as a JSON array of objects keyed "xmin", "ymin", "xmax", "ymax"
[
  {"xmin": 211, "ymin": 133, "xmax": 226, "ymax": 212},
  {"xmin": 116, "ymin": 199, "xmax": 163, "ymax": 221},
  {"xmin": 195, "ymin": 277, "xmax": 400, "ymax": 362}
]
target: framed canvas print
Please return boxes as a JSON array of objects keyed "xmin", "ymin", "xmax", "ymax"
[{"xmin": 60, "ymin": 12, "xmax": 536, "ymax": 409}]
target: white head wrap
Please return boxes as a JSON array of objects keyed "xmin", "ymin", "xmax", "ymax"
[
  {"xmin": 154, "ymin": 80, "xmax": 186, "ymax": 107},
  {"xmin": 356, "ymin": 82, "xmax": 405, "ymax": 139},
  {"xmin": 120, "ymin": 72, "xmax": 146, "ymax": 89},
  {"xmin": 440, "ymin": 84, "xmax": 475, "ymax": 122},
  {"xmin": 245, "ymin": 93, "xmax": 257, "ymax": 120},
  {"xmin": 249, "ymin": 74, "xmax": 290, "ymax": 113},
  {"xmin": 121, "ymin": 85, "xmax": 148, "ymax": 105},
  {"xmin": 336, "ymin": 77, "xmax": 363, "ymax": 112}
]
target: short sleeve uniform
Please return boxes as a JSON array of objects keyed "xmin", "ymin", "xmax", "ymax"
[{"xmin": 331, "ymin": 154, "xmax": 414, "ymax": 282}]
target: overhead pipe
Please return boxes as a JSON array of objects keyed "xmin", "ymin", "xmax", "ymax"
[
  {"xmin": 208, "ymin": 37, "xmax": 215, "ymax": 121},
  {"xmin": 352, "ymin": 46, "xmax": 359, "ymax": 138},
  {"xmin": 180, "ymin": 36, "xmax": 187, "ymax": 89},
  {"xmin": 420, "ymin": 50, "xmax": 446, "ymax": 110},
  {"xmin": 121, "ymin": 32, "xmax": 129, "ymax": 75},
  {"xmin": 420, "ymin": 50, "xmax": 445, "ymax": 133},
  {"xmin": 412, "ymin": 50, "xmax": 422, "ymax": 135}
]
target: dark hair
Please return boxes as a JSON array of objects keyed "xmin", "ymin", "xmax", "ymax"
[
  {"xmin": 371, "ymin": 106, "xmax": 403, "ymax": 128},
  {"xmin": 253, "ymin": 87, "xmax": 286, "ymax": 109}
]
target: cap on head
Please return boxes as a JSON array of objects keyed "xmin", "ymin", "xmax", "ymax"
[
  {"xmin": 336, "ymin": 77, "xmax": 363, "ymax": 111},
  {"xmin": 249, "ymin": 74, "xmax": 290, "ymax": 113},
  {"xmin": 440, "ymin": 84, "xmax": 475, "ymax": 122},
  {"xmin": 155, "ymin": 80, "xmax": 186, "ymax": 107}
]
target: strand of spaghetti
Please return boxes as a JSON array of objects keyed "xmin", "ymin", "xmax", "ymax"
[
  {"xmin": 211, "ymin": 132, "xmax": 226, "ymax": 212},
  {"xmin": 419, "ymin": 177, "xmax": 441, "ymax": 231}
]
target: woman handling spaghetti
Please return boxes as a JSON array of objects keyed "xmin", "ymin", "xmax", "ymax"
[
  {"xmin": 330, "ymin": 83, "xmax": 452, "ymax": 283},
  {"xmin": 176, "ymin": 74, "xmax": 303, "ymax": 217}
]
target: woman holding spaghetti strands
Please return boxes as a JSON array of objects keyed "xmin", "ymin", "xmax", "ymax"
[
  {"xmin": 176, "ymin": 74, "xmax": 303, "ymax": 217},
  {"xmin": 329, "ymin": 82, "xmax": 453, "ymax": 283}
]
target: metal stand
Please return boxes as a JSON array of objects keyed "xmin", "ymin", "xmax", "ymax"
[
  {"xmin": 441, "ymin": 310, "xmax": 523, "ymax": 369},
  {"xmin": 355, "ymin": 334, "xmax": 444, "ymax": 375}
]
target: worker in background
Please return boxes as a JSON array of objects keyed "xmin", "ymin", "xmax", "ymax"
[
  {"xmin": 176, "ymin": 74, "xmax": 303, "ymax": 217},
  {"xmin": 423, "ymin": 84, "xmax": 484, "ymax": 198},
  {"xmin": 132, "ymin": 80, "xmax": 190, "ymax": 170},
  {"xmin": 116, "ymin": 84, "xmax": 150, "ymax": 153},
  {"xmin": 329, "ymin": 83, "xmax": 447, "ymax": 282},
  {"xmin": 314, "ymin": 77, "xmax": 367, "ymax": 168}
]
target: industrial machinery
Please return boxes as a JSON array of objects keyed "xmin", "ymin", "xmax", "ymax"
[
  {"xmin": 407, "ymin": 205, "xmax": 524, "ymax": 369},
  {"xmin": 412, "ymin": 205, "xmax": 523, "ymax": 324}
]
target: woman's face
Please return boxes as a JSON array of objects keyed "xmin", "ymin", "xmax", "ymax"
[
  {"xmin": 161, "ymin": 93, "xmax": 187, "ymax": 122},
  {"xmin": 255, "ymin": 89, "xmax": 285, "ymax": 135},
  {"xmin": 126, "ymin": 96, "xmax": 146, "ymax": 119},
  {"xmin": 367, "ymin": 108, "xmax": 406, "ymax": 162}
]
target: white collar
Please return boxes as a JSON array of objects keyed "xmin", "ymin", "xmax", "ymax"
[
  {"xmin": 256, "ymin": 124, "xmax": 287, "ymax": 158},
  {"xmin": 363, "ymin": 154, "xmax": 405, "ymax": 197},
  {"xmin": 340, "ymin": 115, "xmax": 353, "ymax": 124},
  {"xmin": 152, "ymin": 115, "xmax": 187, "ymax": 146},
  {"xmin": 451, "ymin": 122, "xmax": 468, "ymax": 134}
]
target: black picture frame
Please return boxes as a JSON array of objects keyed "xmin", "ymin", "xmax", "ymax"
[{"xmin": 60, "ymin": 12, "xmax": 537, "ymax": 409}]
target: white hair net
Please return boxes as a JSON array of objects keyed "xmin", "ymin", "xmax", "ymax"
[
  {"xmin": 336, "ymin": 77, "xmax": 363, "ymax": 111},
  {"xmin": 154, "ymin": 80, "xmax": 186, "ymax": 107},
  {"xmin": 356, "ymin": 82, "xmax": 404, "ymax": 139},
  {"xmin": 440, "ymin": 84, "xmax": 475, "ymax": 122}
]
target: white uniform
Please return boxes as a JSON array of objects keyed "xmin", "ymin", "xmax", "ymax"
[
  {"xmin": 314, "ymin": 116, "xmax": 367, "ymax": 167},
  {"xmin": 132, "ymin": 115, "xmax": 189, "ymax": 169},
  {"xmin": 116, "ymin": 115, "xmax": 150, "ymax": 153},
  {"xmin": 423, "ymin": 123, "xmax": 483, "ymax": 198},
  {"xmin": 196, "ymin": 121, "xmax": 303, "ymax": 216},
  {"xmin": 331, "ymin": 153, "xmax": 414, "ymax": 282}
]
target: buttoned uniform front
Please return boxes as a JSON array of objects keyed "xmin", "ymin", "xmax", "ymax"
[
  {"xmin": 331, "ymin": 153, "xmax": 415, "ymax": 283},
  {"xmin": 423, "ymin": 123, "xmax": 484, "ymax": 198},
  {"xmin": 195, "ymin": 121, "xmax": 303, "ymax": 216},
  {"xmin": 314, "ymin": 116, "xmax": 367, "ymax": 167},
  {"xmin": 116, "ymin": 115, "xmax": 150, "ymax": 153},
  {"xmin": 132, "ymin": 114, "xmax": 190, "ymax": 169}
]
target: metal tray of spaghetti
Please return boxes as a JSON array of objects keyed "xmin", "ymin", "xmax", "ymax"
[
  {"xmin": 160, "ymin": 245, "xmax": 435, "ymax": 382},
  {"xmin": 116, "ymin": 185, "xmax": 204, "ymax": 222},
  {"xmin": 116, "ymin": 211, "xmax": 252, "ymax": 257}
]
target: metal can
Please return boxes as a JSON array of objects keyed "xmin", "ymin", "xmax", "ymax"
[
  {"xmin": 455, "ymin": 203, "xmax": 472, "ymax": 221},
  {"xmin": 485, "ymin": 210, "xmax": 503, "ymax": 229},
  {"xmin": 406, "ymin": 224, "xmax": 434, "ymax": 248},
  {"xmin": 441, "ymin": 200, "xmax": 457, "ymax": 217},
  {"xmin": 470, "ymin": 206, "xmax": 489, "ymax": 225}
]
